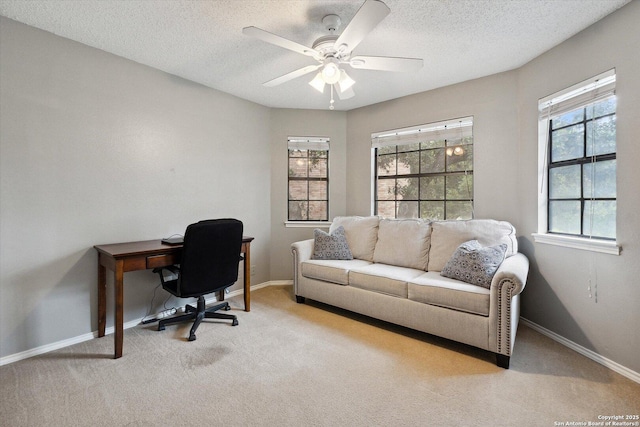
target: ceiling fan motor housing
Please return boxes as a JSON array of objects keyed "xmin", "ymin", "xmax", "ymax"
[
  {"xmin": 322, "ymin": 14, "xmax": 341, "ymax": 32},
  {"xmin": 312, "ymin": 35, "xmax": 340, "ymax": 57}
]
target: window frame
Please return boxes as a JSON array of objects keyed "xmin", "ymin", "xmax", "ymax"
[
  {"xmin": 533, "ymin": 69, "xmax": 620, "ymax": 255},
  {"xmin": 286, "ymin": 137, "xmax": 330, "ymax": 222},
  {"xmin": 371, "ymin": 117, "xmax": 474, "ymax": 220}
]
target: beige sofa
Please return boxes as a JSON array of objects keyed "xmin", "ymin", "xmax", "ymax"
[{"xmin": 291, "ymin": 216, "xmax": 529, "ymax": 368}]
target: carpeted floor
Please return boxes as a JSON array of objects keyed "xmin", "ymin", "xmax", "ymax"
[{"xmin": 1, "ymin": 284, "xmax": 639, "ymax": 426}]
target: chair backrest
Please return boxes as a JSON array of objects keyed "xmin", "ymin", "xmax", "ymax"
[{"xmin": 177, "ymin": 218, "xmax": 243, "ymax": 298}]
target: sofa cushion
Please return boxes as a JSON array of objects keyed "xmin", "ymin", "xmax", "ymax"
[
  {"xmin": 408, "ymin": 272, "xmax": 490, "ymax": 316},
  {"xmin": 440, "ymin": 240, "xmax": 507, "ymax": 289},
  {"xmin": 302, "ymin": 259, "xmax": 372, "ymax": 285},
  {"xmin": 312, "ymin": 226, "xmax": 353, "ymax": 260},
  {"xmin": 427, "ymin": 219, "xmax": 517, "ymax": 272},
  {"xmin": 349, "ymin": 264, "xmax": 424, "ymax": 298},
  {"xmin": 330, "ymin": 216, "xmax": 379, "ymax": 262},
  {"xmin": 373, "ymin": 218, "xmax": 431, "ymax": 270}
]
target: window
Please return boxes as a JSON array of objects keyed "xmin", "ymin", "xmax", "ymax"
[
  {"xmin": 372, "ymin": 117, "xmax": 473, "ymax": 219},
  {"xmin": 535, "ymin": 69, "xmax": 619, "ymax": 254},
  {"xmin": 288, "ymin": 137, "xmax": 329, "ymax": 221}
]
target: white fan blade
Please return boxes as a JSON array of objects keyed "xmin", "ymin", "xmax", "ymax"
[
  {"xmin": 334, "ymin": 0, "xmax": 390, "ymax": 53},
  {"xmin": 336, "ymin": 85, "xmax": 355, "ymax": 100},
  {"xmin": 263, "ymin": 64, "xmax": 322, "ymax": 87},
  {"xmin": 349, "ymin": 55, "xmax": 423, "ymax": 72},
  {"xmin": 243, "ymin": 26, "xmax": 321, "ymax": 60}
]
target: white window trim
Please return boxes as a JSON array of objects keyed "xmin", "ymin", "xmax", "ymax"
[
  {"xmin": 284, "ymin": 221, "xmax": 331, "ymax": 229},
  {"xmin": 535, "ymin": 69, "xmax": 620, "ymax": 256},
  {"xmin": 287, "ymin": 136, "xmax": 330, "ymax": 223},
  {"xmin": 370, "ymin": 116, "xmax": 474, "ymax": 220},
  {"xmin": 532, "ymin": 233, "xmax": 620, "ymax": 255}
]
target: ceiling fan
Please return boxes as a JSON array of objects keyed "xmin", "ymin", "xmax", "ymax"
[{"xmin": 242, "ymin": 0, "xmax": 423, "ymax": 109}]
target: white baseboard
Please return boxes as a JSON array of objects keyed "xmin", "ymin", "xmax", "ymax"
[
  {"xmin": 520, "ymin": 318, "xmax": 640, "ymax": 384},
  {"xmin": 0, "ymin": 281, "xmax": 289, "ymax": 366}
]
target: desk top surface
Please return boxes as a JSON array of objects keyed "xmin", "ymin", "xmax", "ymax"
[{"xmin": 94, "ymin": 237, "xmax": 254, "ymax": 258}]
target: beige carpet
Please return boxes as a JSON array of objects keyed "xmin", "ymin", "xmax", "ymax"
[{"xmin": 1, "ymin": 285, "xmax": 639, "ymax": 426}]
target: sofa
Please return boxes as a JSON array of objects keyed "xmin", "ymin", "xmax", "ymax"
[{"xmin": 291, "ymin": 216, "xmax": 529, "ymax": 368}]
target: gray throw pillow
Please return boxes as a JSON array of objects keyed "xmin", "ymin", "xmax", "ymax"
[
  {"xmin": 440, "ymin": 240, "xmax": 507, "ymax": 288},
  {"xmin": 312, "ymin": 226, "xmax": 353, "ymax": 260}
]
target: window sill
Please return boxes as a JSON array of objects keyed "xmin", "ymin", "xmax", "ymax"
[
  {"xmin": 284, "ymin": 221, "xmax": 332, "ymax": 229},
  {"xmin": 532, "ymin": 233, "xmax": 620, "ymax": 255}
]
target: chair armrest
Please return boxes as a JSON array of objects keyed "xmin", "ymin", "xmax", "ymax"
[
  {"xmin": 152, "ymin": 265, "xmax": 180, "ymax": 275},
  {"xmin": 152, "ymin": 265, "xmax": 180, "ymax": 286}
]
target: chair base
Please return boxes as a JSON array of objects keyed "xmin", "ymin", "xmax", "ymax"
[{"xmin": 158, "ymin": 295, "xmax": 238, "ymax": 341}]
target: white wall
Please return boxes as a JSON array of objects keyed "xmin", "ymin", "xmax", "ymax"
[
  {"xmin": 269, "ymin": 108, "xmax": 347, "ymax": 279},
  {"xmin": 0, "ymin": 17, "xmax": 272, "ymax": 359}
]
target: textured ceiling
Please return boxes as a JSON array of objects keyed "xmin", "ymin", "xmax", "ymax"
[{"xmin": 0, "ymin": 0, "xmax": 631, "ymax": 111}]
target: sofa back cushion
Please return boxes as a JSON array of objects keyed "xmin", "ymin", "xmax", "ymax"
[
  {"xmin": 373, "ymin": 218, "xmax": 432, "ymax": 270},
  {"xmin": 427, "ymin": 219, "xmax": 517, "ymax": 272},
  {"xmin": 330, "ymin": 216, "xmax": 380, "ymax": 262}
]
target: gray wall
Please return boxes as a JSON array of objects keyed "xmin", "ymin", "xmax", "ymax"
[
  {"xmin": 345, "ymin": 71, "xmax": 521, "ymax": 227},
  {"xmin": 344, "ymin": 1, "xmax": 640, "ymax": 374},
  {"xmin": 2, "ymin": 0, "xmax": 639, "ymax": 375},
  {"xmin": 269, "ymin": 108, "xmax": 347, "ymax": 279},
  {"xmin": 516, "ymin": 1, "xmax": 640, "ymax": 373},
  {"xmin": 0, "ymin": 18, "xmax": 272, "ymax": 358}
]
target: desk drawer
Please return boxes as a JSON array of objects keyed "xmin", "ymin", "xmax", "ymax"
[{"xmin": 146, "ymin": 254, "xmax": 180, "ymax": 268}]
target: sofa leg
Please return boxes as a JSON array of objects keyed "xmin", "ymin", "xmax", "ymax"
[
  {"xmin": 295, "ymin": 295, "xmax": 305, "ymax": 304},
  {"xmin": 496, "ymin": 354, "xmax": 510, "ymax": 369}
]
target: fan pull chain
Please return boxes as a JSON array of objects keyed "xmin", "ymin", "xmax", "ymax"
[{"xmin": 330, "ymin": 85, "xmax": 335, "ymax": 110}]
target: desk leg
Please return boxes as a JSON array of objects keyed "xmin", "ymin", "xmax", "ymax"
[
  {"xmin": 243, "ymin": 244, "xmax": 251, "ymax": 312},
  {"xmin": 114, "ymin": 260, "xmax": 124, "ymax": 359},
  {"xmin": 97, "ymin": 259, "xmax": 107, "ymax": 338}
]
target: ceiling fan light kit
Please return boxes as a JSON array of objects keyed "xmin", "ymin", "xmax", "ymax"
[
  {"xmin": 338, "ymin": 70, "xmax": 355, "ymax": 92},
  {"xmin": 309, "ymin": 72, "xmax": 326, "ymax": 93},
  {"xmin": 243, "ymin": 0, "xmax": 423, "ymax": 110},
  {"xmin": 321, "ymin": 58, "xmax": 341, "ymax": 84}
]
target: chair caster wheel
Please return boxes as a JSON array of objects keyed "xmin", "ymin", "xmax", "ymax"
[
  {"xmin": 188, "ymin": 333, "xmax": 196, "ymax": 341},
  {"xmin": 224, "ymin": 304, "xmax": 231, "ymax": 311},
  {"xmin": 232, "ymin": 319, "xmax": 239, "ymax": 326},
  {"xmin": 158, "ymin": 325, "xmax": 165, "ymax": 331}
]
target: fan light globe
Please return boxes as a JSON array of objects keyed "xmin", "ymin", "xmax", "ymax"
[{"xmin": 322, "ymin": 62, "xmax": 341, "ymax": 84}]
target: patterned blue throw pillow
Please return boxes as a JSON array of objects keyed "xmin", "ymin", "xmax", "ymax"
[
  {"xmin": 440, "ymin": 240, "xmax": 507, "ymax": 289},
  {"xmin": 312, "ymin": 226, "xmax": 353, "ymax": 260}
]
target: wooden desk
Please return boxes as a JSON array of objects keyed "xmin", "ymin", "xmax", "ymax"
[{"xmin": 94, "ymin": 236, "xmax": 254, "ymax": 359}]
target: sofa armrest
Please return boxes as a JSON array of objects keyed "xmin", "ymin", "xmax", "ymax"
[
  {"xmin": 489, "ymin": 252, "xmax": 529, "ymax": 357},
  {"xmin": 292, "ymin": 239, "xmax": 314, "ymax": 263},
  {"xmin": 491, "ymin": 252, "xmax": 529, "ymax": 296},
  {"xmin": 291, "ymin": 239, "xmax": 314, "ymax": 295}
]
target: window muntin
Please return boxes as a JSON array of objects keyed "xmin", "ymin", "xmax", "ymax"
[
  {"xmin": 288, "ymin": 137, "xmax": 329, "ymax": 221},
  {"xmin": 547, "ymin": 97, "xmax": 616, "ymax": 239},
  {"xmin": 372, "ymin": 118, "xmax": 473, "ymax": 220}
]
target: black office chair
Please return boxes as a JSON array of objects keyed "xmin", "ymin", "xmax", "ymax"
[{"xmin": 153, "ymin": 218, "xmax": 243, "ymax": 341}]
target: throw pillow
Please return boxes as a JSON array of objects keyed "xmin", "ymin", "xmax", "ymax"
[
  {"xmin": 312, "ymin": 226, "xmax": 354, "ymax": 260},
  {"xmin": 440, "ymin": 240, "xmax": 507, "ymax": 289}
]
